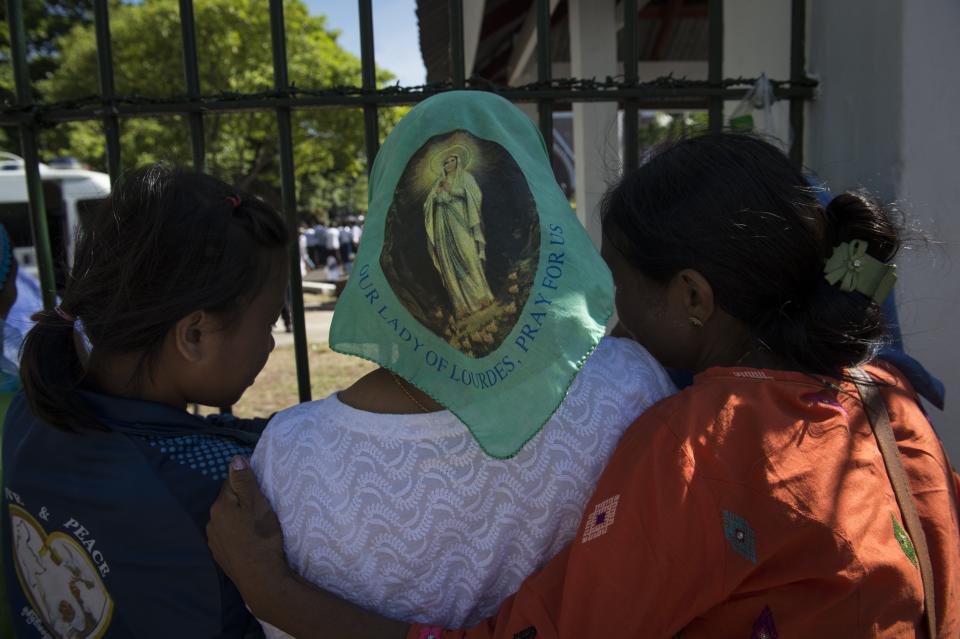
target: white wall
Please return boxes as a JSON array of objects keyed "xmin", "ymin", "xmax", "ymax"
[
  {"xmin": 569, "ymin": 0, "xmax": 619, "ymax": 246},
  {"xmin": 806, "ymin": 0, "xmax": 904, "ymax": 200},
  {"xmin": 806, "ymin": 0, "xmax": 960, "ymax": 459},
  {"xmin": 897, "ymin": 0, "xmax": 960, "ymax": 458}
]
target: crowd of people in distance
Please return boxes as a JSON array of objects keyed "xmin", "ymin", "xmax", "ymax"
[{"xmin": 298, "ymin": 220, "xmax": 363, "ymax": 280}]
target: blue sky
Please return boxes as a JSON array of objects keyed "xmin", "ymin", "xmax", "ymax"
[{"xmin": 303, "ymin": 0, "xmax": 427, "ymax": 86}]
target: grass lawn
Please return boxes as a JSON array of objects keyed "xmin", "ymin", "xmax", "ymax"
[{"xmin": 227, "ymin": 343, "xmax": 376, "ymax": 418}]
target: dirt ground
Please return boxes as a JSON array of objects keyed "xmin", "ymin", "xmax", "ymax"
[{"xmin": 230, "ymin": 342, "xmax": 376, "ymax": 418}]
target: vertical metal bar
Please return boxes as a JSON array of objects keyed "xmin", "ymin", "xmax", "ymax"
[
  {"xmin": 789, "ymin": 0, "xmax": 806, "ymax": 166},
  {"xmin": 707, "ymin": 0, "xmax": 724, "ymax": 133},
  {"xmin": 622, "ymin": 0, "xmax": 639, "ymax": 173},
  {"xmin": 358, "ymin": 0, "xmax": 379, "ymax": 171},
  {"xmin": 448, "ymin": 0, "xmax": 465, "ymax": 88},
  {"xmin": 269, "ymin": 0, "xmax": 312, "ymax": 403},
  {"xmin": 6, "ymin": 0, "xmax": 57, "ymax": 308},
  {"xmin": 179, "ymin": 0, "xmax": 206, "ymax": 171},
  {"xmin": 93, "ymin": 0, "xmax": 121, "ymax": 182},
  {"xmin": 535, "ymin": 0, "xmax": 553, "ymax": 160}
]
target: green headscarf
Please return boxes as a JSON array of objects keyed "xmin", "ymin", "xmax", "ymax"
[{"xmin": 330, "ymin": 91, "xmax": 613, "ymax": 458}]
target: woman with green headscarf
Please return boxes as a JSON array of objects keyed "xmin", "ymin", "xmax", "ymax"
[
  {"xmin": 424, "ymin": 149, "xmax": 494, "ymax": 320},
  {"xmin": 233, "ymin": 91, "xmax": 677, "ymax": 636}
]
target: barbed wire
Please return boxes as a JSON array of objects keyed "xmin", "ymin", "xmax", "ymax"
[{"xmin": 1, "ymin": 74, "xmax": 818, "ymax": 126}]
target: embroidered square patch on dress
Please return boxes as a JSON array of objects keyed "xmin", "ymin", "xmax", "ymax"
[{"xmin": 582, "ymin": 495, "xmax": 620, "ymax": 543}]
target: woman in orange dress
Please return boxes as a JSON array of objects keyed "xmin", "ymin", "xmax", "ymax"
[{"xmin": 207, "ymin": 133, "xmax": 960, "ymax": 638}]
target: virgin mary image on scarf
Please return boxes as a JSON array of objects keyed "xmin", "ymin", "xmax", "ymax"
[
  {"xmin": 423, "ymin": 147, "xmax": 494, "ymax": 320},
  {"xmin": 380, "ymin": 129, "xmax": 540, "ymax": 358}
]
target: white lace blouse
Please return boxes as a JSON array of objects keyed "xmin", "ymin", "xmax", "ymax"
[{"xmin": 252, "ymin": 337, "xmax": 676, "ymax": 633}]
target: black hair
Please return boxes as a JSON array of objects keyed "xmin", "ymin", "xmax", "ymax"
[
  {"xmin": 20, "ymin": 165, "xmax": 289, "ymax": 431},
  {"xmin": 601, "ymin": 132, "xmax": 901, "ymax": 378}
]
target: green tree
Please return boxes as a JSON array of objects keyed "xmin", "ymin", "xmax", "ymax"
[
  {"xmin": 39, "ymin": 0, "xmax": 402, "ymax": 218},
  {"xmin": 0, "ymin": 1, "xmax": 96, "ymax": 149}
]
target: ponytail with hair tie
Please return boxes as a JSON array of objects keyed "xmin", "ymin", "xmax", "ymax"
[
  {"xmin": 18, "ymin": 165, "xmax": 288, "ymax": 432},
  {"xmin": 55, "ymin": 306, "xmax": 94, "ymax": 359}
]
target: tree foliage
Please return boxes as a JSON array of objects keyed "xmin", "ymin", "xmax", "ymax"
[
  {"xmin": 0, "ymin": 0, "xmax": 96, "ymax": 101},
  {"xmin": 35, "ymin": 0, "xmax": 403, "ymax": 219},
  {"xmin": 0, "ymin": 1, "xmax": 96, "ymax": 149}
]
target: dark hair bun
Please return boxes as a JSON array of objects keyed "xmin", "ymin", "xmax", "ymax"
[{"xmin": 824, "ymin": 192, "xmax": 900, "ymax": 262}]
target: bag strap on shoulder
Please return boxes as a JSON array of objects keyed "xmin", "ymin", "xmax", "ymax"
[{"xmin": 849, "ymin": 366, "xmax": 938, "ymax": 638}]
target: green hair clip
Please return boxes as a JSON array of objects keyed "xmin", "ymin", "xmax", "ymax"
[{"xmin": 823, "ymin": 239, "xmax": 897, "ymax": 304}]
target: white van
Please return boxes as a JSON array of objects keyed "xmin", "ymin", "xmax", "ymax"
[{"xmin": 0, "ymin": 153, "xmax": 111, "ymax": 283}]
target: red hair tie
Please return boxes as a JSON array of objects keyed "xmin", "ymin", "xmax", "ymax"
[{"xmin": 226, "ymin": 195, "xmax": 241, "ymax": 208}]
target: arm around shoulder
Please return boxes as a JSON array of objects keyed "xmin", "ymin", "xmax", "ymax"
[
  {"xmin": 421, "ymin": 410, "xmax": 725, "ymax": 638},
  {"xmin": 207, "ymin": 455, "xmax": 409, "ymax": 639}
]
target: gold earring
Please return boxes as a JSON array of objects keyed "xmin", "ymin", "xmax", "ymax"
[{"xmin": 688, "ymin": 316, "xmax": 704, "ymax": 328}]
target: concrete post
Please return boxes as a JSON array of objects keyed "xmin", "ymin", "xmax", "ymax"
[
  {"xmin": 569, "ymin": 0, "xmax": 619, "ymax": 247},
  {"xmin": 723, "ymin": 0, "xmax": 791, "ymax": 149}
]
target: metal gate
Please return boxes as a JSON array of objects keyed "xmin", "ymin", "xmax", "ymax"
[{"xmin": 2, "ymin": 0, "xmax": 816, "ymax": 404}]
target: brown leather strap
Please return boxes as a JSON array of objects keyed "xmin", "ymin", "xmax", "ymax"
[{"xmin": 850, "ymin": 367, "xmax": 938, "ymax": 638}]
